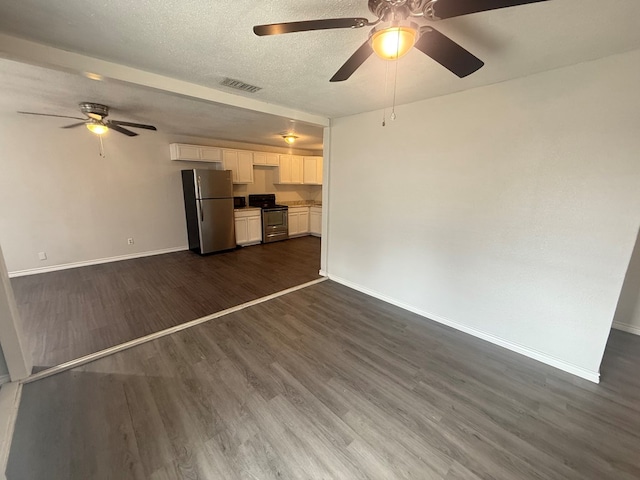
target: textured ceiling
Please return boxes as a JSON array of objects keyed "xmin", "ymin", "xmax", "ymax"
[
  {"xmin": 0, "ymin": 1, "xmax": 639, "ymax": 119},
  {"xmin": 0, "ymin": 59, "xmax": 325, "ymax": 150}
]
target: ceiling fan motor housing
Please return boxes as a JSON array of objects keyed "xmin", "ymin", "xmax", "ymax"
[
  {"xmin": 79, "ymin": 102, "xmax": 109, "ymax": 120},
  {"xmin": 369, "ymin": 0, "xmax": 412, "ymax": 21}
]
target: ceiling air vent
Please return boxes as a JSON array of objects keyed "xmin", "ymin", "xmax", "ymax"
[{"xmin": 220, "ymin": 78, "xmax": 262, "ymax": 94}]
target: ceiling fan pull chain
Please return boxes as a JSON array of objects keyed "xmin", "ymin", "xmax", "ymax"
[
  {"xmin": 391, "ymin": 29, "xmax": 401, "ymax": 121},
  {"xmin": 382, "ymin": 57, "xmax": 391, "ymax": 126},
  {"xmin": 98, "ymin": 135, "xmax": 106, "ymax": 158}
]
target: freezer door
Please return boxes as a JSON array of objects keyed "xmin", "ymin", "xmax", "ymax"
[
  {"xmin": 196, "ymin": 198, "xmax": 236, "ymax": 253},
  {"xmin": 195, "ymin": 169, "xmax": 233, "ymax": 199}
]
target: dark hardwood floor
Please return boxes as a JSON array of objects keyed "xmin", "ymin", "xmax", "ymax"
[
  {"xmin": 7, "ymin": 281, "xmax": 640, "ymax": 480},
  {"xmin": 10, "ymin": 236, "xmax": 321, "ymax": 369}
]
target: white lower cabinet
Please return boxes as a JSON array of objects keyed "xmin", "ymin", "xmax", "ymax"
[
  {"xmin": 234, "ymin": 209, "xmax": 262, "ymax": 246},
  {"xmin": 309, "ymin": 206, "xmax": 322, "ymax": 236},
  {"xmin": 288, "ymin": 207, "xmax": 309, "ymax": 237}
]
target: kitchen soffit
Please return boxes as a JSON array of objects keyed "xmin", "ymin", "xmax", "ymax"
[{"xmin": 0, "ymin": 1, "xmax": 639, "ymax": 119}]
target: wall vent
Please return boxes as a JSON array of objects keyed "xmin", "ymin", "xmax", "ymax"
[{"xmin": 220, "ymin": 78, "xmax": 262, "ymax": 93}]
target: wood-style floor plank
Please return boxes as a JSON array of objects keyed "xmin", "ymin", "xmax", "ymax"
[
  {"xmin": 7, "ymin": 281, "xmax": 640, "ymax": 480},
  {"xmin": 11, "ymin": 236, "xmax": 321, "ymax": 368}
]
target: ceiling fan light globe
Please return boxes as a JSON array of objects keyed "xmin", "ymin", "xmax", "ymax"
[
  {"xmin": 86, "ymin": 122, "xmax": 108, "ymax": 135},
  {"xmin": 371, "ymin": 25, "xmax": 418, "ymax": 60},
  {"xmin": 282, "ymin": 134, "xmax": 298, "ymax": 144}
]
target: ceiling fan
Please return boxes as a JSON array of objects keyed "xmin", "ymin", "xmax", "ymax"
[
  {"xmin": 254, "ymin": 0, "xmax": 549, "ymax": 82},
  {"xmin": 17, "ymin": 102, "xmax": 157, "ymax": 136}
]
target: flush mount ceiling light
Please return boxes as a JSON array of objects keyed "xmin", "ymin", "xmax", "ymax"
[
  {"xmin": 370, "ymin": 21, "xmax": 419, "ymax": 60},
  {"xmin": 282, "ymin": 134, "xmax": 298, "ymax": 145}
]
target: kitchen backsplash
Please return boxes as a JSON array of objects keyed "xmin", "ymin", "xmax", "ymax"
[{"xmin": 232, "ymin": 166, "xmax": 322, "ymax": 203}]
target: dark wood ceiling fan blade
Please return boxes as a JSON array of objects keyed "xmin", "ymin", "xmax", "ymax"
[
  {"xmin": 414, "ymin": 27, "xmax": 484, "ymax": 78},
  {"xmin": 330, "ymin": 40, "xmax": 374, "ymax": 82},
  {"xmin": 61, "ymin": 122, "xmax": 87, "ymax": 129},
  {"xmin": 17, "ymin": 111, "xmax": 85, "ymax": 120},
  {"xmin": 109, "ymin": 124, "xmax": 138, "ymax": 137},
  {"xmin": 110, "ymin": 120, "xmax": 157, "ymax": 131},
  {"xmin": 254, "ymin": 18, "xmax": 370, "ymax": 36},
  {"xmin": 433, "ymin": 0, "xmax": 549, "ymax": 20}
]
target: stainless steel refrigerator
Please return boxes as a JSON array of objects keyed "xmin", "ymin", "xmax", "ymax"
[{"xmin": 181, "ymin": 169, "xmax": 236, "ymax": 254}]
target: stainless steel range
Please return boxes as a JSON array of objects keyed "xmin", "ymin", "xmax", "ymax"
[{"xmin": 248, "ymin": 194, "xmax": 289, "ymax": 243}]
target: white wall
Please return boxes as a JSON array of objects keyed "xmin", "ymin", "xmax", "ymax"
[
  {"xmin": 613, "ymin": 229, "xmax": 640, "ymax": 335},
  {"xmin": 327, "ymin": 49, "xmax": 640, "ymax": 380},
  {"xmin": 0, "ymin": 119, "xmax": 318, "ymax": 273}
]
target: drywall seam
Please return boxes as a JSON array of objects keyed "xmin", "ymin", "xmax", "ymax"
[{"xmin": 329, "ymin": 274, "xmax": 601, "ymax": 384}]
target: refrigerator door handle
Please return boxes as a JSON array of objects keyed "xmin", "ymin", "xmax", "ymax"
[
  {"xmin": 197, "ymin": 175, "xmax": 202, "ymax": 199},
  {"xmin": 198, "ymin": 199, "xmax": 204, "ymax": 222}
]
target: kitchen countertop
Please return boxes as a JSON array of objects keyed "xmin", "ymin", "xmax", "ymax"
[
  {"xmin": 279, "ymin": 201, "xmax": 322, "ymax": 207},
  {"xmin": 234, "ymin": 206, "xmax": 262, "ymax": 212}
]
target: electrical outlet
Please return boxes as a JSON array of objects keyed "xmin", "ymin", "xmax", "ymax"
[
  {"xmin": 127, "ymin": 238, "xmax": 134, "ymax": 245},
  {"xmin": 38, "ymin": 252, "xmax": 47, "ymax": 260}
]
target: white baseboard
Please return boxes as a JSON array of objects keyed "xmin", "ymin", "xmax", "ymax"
[
  {"xmin": 8, "ymin": 246, "xmax": 188, "ymax": 278},
  {"xmin": 328, "ymin": 274, "xmax": 601, "ymax": 384},
  {"xmin": 319, "ymin": 270, "xmax": 328, "ymax": 277},
  {"xmin": 612, "ymin": 321, "xmax": 640, "ymax": 336}
]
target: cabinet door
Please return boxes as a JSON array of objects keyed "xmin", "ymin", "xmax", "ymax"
[
  {"xmin": 303, "ymin": 157, "xmax": 319, "ymax": 184},
  {"xmin": 310, "ymin": 210, "xmax": 322, "ymax": 235},
  {"xmin": 303, "ymin": 156, "xmax": 323, "ymax": 184},
  {"xmin": 299, "ymin": 211, "xmax": 309, "ymax": 234},
  {"xmin": 266, "ymin": 153, "xmax": 279, "ymax": 166},
  {"xmin": 316, "ymin": 157, "xmax": 323, "ymax": 185},
  {"xmin": 200, "ymin": 147, "xmax": 221, "ymax": 162},
  {"xmin": 278, "ymin": 155, "xmax": 292, "ymax": 183},
  {"xmin": 237, "ymin": 151, "xmax": 254, "ymax": 183},
  {"xmin": 288, "ymin": 211, "xmax": 299, "ymax": 236},
  {"xmin": 291, "ymin": 156, "xmax": 303, "ymax": 184},
  {"xmin": 222, "ymin": 150, "xmax": 239, "ymax": 183},
  {"xmin": 171, "ymin": 144, "xmax": 201, "ymax": 161},
  {"xmin": 253, "ymin": 152, "xmax": 266, "ymax": 165},
  {"xmin": 235, "ymin": 217, "xmax": 249, "ymax": 245},
  {"xmin": 248, "ymin": 216, "xmax": 262, "ymax": 243}
]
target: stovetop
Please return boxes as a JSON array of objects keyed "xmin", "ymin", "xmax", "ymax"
[{"xmin": 248, "ymin": 194, "xmax": 288, "ymax": 210}]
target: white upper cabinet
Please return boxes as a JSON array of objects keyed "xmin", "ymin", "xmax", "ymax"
[
  {"xmin": 278, "ymin": 155, "xmax": 304, "ymax": 184},
  {"xmin": 253, "ymin": 152, "xmax": 279, "ymax": 166},
  {"xmin": 222, "ymin": 149, "xmax": 254, "ymax": 184},
  {"xmin": 170, "ymin": 143, "xmax": 222, "ymax": 162},
  {"xmin": 171, "ymin": 144, "xmax": 322, "ymax": 186},
  {"xmin": 278, "ymin": 155, "xmax": 292, "ymax": 183},
  {"xmin": 200, "ymin": 147, "xmax": 222, "ymax": 162},
  {"xmin": 303, "ymin": 156, "xmax": 323, "ymax": 185}
]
